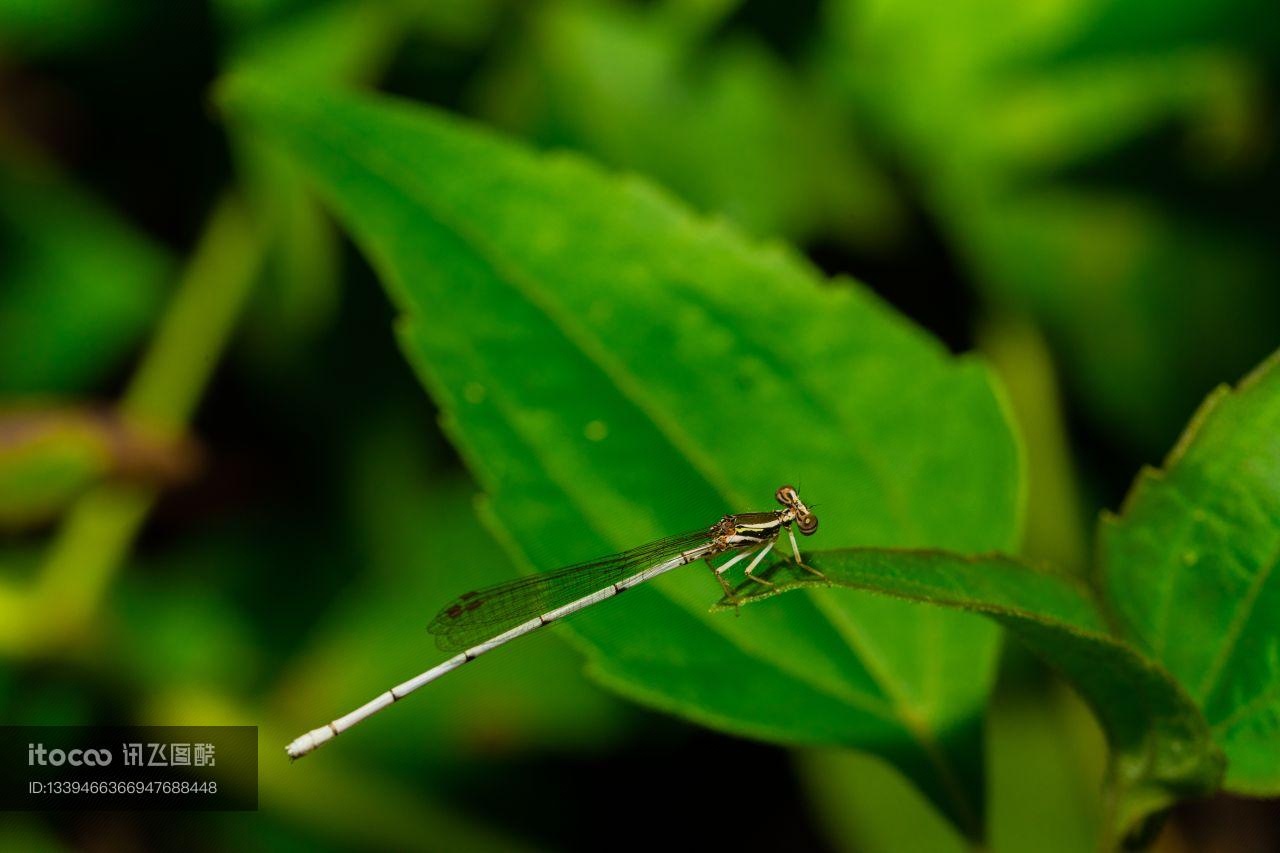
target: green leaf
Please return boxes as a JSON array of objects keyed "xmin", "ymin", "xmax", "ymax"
[
  {"xmin": 1100, "ymin": 347, "xmax": 1280, "ymax": 794},
  {"xmin": 719, "ymin": 549, "xmax": 1224, "ymax": 836},
  {"xmin": 217, "ymin": 74, "xmax": 1023, "ymax": 836}
]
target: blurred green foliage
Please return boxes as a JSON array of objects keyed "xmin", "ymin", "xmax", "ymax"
[
  {"xmin": 0, "ymin": 157, "xmax": 169, "ymax": 394},
  {"xmin": 2, "ymin": 0, "xmax": 1278, "ymax": 850},
  {"xmin": 816, "ymin": 0, "xmax": 1280, "ymax": 454},
  {"xmin": 473, "ymin": 1, "xmax": 900, "ymax": 245}
]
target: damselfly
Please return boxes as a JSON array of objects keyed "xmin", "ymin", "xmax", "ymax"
[{"xmin": 286, "ymin": 485, "xmax": 820, "ymax": 759}]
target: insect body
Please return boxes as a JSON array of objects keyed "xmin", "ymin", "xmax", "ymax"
[{"xmin": 286, "ymin": 485, "xmax": 820, "ymax": 760}]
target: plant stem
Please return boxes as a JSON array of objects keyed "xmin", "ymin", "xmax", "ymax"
[{"xmin": 20, "ymin": 195, "xmax": 263, "ymax": 654}]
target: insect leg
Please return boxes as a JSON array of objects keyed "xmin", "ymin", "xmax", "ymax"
[
  {"xmin": 744, "ymin": 539, "xmax": 776, "ymax": 586},
  {"xmin": 788, "ymin": 526, "xmax": 825, "ymax": 578}
]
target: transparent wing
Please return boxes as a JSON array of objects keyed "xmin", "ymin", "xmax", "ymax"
[{"xmin": 428, "ymin": 528, "xmax": 714, "ymax": 652}]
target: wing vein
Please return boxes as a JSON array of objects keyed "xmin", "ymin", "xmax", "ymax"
[{"xmin": 428, "ymin": 528, "xmax": 713, "ymax": 651}]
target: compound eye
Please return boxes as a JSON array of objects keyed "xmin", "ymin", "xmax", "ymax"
[
  {"xmin": 798, "ymin": 514, "xmax": 819, "ymax": 535},
  {"xmin": 776, "ymin": 485, "xmax": 797, "ymax": 506}
]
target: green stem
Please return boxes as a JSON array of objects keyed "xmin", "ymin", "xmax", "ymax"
[{"xmin": 20, "ymin": 195, "xmax": 263, "ymax": 654}]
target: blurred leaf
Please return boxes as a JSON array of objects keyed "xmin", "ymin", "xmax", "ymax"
[
  {"xmin": 0, "ymin": 405, "xmax": 195, "ymax": 530},
  {"xmin": 219, "ymin": 76, "xmax": 1024, "ymax": 836},
  {"xmin": 0, "ymin": 0, "xmax": 143, "ymax": 56},
  {"xmin": 0, "ymin": 161, "xmax": 170, "ymax": 394},
  {"xmin": 966, "ymin": 193, "xmax": 1277, "ymax": 452},
  {"xmin": 1056, "ymin": 0, "xmax": 1280, "ymax": 59},
  {"xmin": 1100, "ymin": 347, "xmax": 1280, "ymax": 794},
  {"xmin": 233, "ymin": 139, "xmax": 343, "ymax": 361},
  {"xmin": 219, "ymin": 0, "xmax": 408, "ymax": 363},
  {"xmin": 219, "ymin": 0, "xmax": 404, "ymax": 82},
  {"xmin": 111, "ymin": 577, "xmax": 259, "ymax": 696},
  {"xmin": 474, "ymin": 1, "xmax": 899, "ymax": 245},
  {"xmin": 720, "ymin": 549, "xmax": 1223, "ymax": 835},
  {"xmin": 818, "ymin": 0, "xmax": 1280, "ymax": 451}
]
